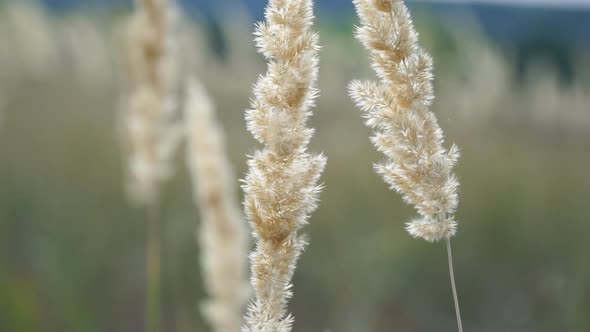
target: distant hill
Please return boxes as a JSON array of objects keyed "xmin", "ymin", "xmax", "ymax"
[
  {"xmin": 424, "ymin": 2, "xmax": 590, "ymax": 47},
  {"xmin": 37, "ymin": 0, "xmax": 590, "ymax": 47}
]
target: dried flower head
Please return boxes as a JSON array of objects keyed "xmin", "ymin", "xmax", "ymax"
[
  {"xmin": 241, "ymin": 0, "xmax": 326, "ymax": 331},
  {"xmin": 185, "ymin": 78, "xmax": 250, "ymax": 332},
  {"xmin": 123, "ymin": 0, "xmax": 182, "ymax": 205},
  {"xmin": 373, "ymin": 0, "xmax": 392, "ymax": 12},
  {"xmin": 349, "ymin": 0, "xmax": 460, "ymax": 242}
]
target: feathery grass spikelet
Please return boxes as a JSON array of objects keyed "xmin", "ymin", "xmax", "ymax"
[
  {"xmin": 124, "ymin": 0, "xmax": 182, "ymax": 205},
  {"xmin": 349, "ymin": 0, "xmax": 460, "ymax": 242},
  {"xmin": 185, "ymin": 78, "xmax": 250, "ymax": 332},
  {"xmin": 241, "ymin": 0, "xmax": 326, "ymax": 331}
]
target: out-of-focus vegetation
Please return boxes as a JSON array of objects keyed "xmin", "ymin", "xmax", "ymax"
[{"xmin": 0, "ymin": 1, "xmax": 589, "ymax": 332}]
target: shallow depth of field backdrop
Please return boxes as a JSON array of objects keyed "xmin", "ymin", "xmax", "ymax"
[{"xmin": 1, "ymin": 0, "xmax": 589, "ymax": 331}]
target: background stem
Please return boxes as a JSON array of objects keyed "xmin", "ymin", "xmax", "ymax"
[
  {"xmin": 447, "ymin": 238, "xmax": 463, "ymax": 332},
  {"xmin": 146, "ymin": 200, "xmax": 161, "ymax": 332}
]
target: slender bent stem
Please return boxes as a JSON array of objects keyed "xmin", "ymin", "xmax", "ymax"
[
  {"xmin": 446, "ymin": 238, "xmax": 463, "ymax": 332},
  {"xmin": 146, "ymin": 200, "xmax": 162, "ymax": 332}
]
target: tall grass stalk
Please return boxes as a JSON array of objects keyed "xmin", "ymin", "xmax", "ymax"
[
  {"xmin": 447, "ymin": 238, "xmax": 463, "ymax": 332},
  {"xmin": 146, "ymin": 199, "xmax": 162, "ymax": 332},
  {"xmin": 185, "ymin": 78, "xmax": 250, "ymax": 332},
  {"xmin": 241, "ymin": 0, "xmax": 326, "ymax": 331},
  {"xmin": 123, "ymin": 1, "xmax": 182, "ymax": 331},
  {"xmin": 124, "ymin": 0, "xmax": 181, "ymax": 206},
  {"xmin": 349, "ymin": 0, "xmax": 463, "ymax": 330}
]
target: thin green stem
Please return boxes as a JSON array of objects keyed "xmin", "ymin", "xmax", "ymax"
[
  {"xmin": 446, "ymin": 238, "xmax": 463, "ymax": 332},
  {"xmin": 146, "ymin": 200, "xmax": 161, "ymax": 332}
]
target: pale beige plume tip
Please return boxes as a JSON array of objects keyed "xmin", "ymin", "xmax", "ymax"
[
  {"xmin": 349, "ymin": 0, "xmax": 460, "ymax": 242},
  {"xmin": 241, "ymin": 0, "xmax": 326, "ymax": 331},
  {"xmin": 185, "ymin": 78, "xmax": 251, "ymax": 332},
  {"xmin": 124, "ymin": 0, "xmax": 182, "ymax": 205}
]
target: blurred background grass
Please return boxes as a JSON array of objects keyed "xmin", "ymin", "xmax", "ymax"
[{"xmin": 0, "ymin": 0, "xmax": 589, "ymax": 331}]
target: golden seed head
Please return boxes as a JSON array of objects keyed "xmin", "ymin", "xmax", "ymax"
[
  {"xmin": 185, "ymin": 78, "xmax": 250, "ymax": 332},
  {"xmin": 350, "ymin": 0, "xmax": 460, "ymax": 242},
  {"xmin": 242, "ymin": 0, "xmax": 326, "ymax": 330},
  {"xmin": 373, "ymin": 0, "xmax": 392, "ymax": 12}
]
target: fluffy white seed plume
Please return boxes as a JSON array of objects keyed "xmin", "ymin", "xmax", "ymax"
[
  {"xmin": 124, "ymin": 0, "xmax": 182, "ymax": 205},
  {"xmin": 185, "ymin": 78, "xmax": 250, "ymax": 332},
  {"xmin": 241, "ymin": 0, "xmax": 326, "ymax": 331},
  {"xmin": 349, "ymin": 0, "xmax": 460, "ymax": 242}
]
